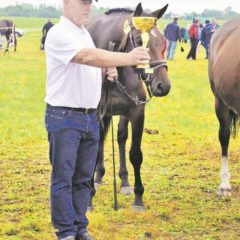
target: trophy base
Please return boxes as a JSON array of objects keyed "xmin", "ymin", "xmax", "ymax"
[{"xmin": 136, "ymin": 67, "xmax": 154, "ymax": 75}]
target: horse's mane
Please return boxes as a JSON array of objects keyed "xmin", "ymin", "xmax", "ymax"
[{"xmin": 105, "ymin": 8, "xmax": 133, "ymax": 15}]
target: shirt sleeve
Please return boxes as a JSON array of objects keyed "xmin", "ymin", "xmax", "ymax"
[{"xmin": 45, "ymin": 30, "xmax": 85, "ymax": 66}]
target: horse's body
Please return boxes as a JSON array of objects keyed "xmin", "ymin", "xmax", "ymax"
[
  {"xmin": 0, "ymin": 20, "xmax": 17, "ymax": 53},
  {"xmin": 208, "ymin": 16, "xmax": 240, "ymax": 196},
  {"xmin": 87, "ymin": 3, "xmax": 171, "ymax": 209}
]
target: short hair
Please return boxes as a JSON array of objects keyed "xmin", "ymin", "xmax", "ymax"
[
  {"xmin": 205, "ymin": 20, "xmax": 210, "ymax": 24},
  {"xmin": 174, "ymin": 17, "xmax": 178, "ymax": 22}
]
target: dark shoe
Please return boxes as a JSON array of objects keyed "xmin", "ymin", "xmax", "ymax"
[{"xmin": 77, "ymin": 232, "xmax": 95, "ymax": 240}]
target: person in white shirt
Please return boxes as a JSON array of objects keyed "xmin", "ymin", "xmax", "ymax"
[{"xmin": 44, "ymin": 0, "xmax": 150, "ymax": 240}]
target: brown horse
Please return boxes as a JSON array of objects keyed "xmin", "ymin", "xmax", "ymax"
[
  {"xmin": 88, "ymin": 3, "xmax": 170, "ymax": 210},
  {"xmin": 0, "ymin": 19, "xmax": 17, "ymax": 53},
  {"xmin": 208, "ymin": 16, "xmax": 240, "ymax": 197}
]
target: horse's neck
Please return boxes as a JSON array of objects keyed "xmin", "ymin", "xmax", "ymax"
[{"xmin": 98, "ymin": 14, "xmax": 131, "ymax": 49}]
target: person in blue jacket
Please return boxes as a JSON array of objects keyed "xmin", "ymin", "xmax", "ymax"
[
  {"xmin": 201, "ymin": 19, "xmax": 220, "ymax": 59},
  {"xmin": 164, "ymin": 17, "xmax": 181, "ymax": 60},
  {"xmin": 201, "ymin": 20, "xmax": 212, "ymax": 58}
]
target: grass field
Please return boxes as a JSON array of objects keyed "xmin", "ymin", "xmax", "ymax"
[{"xmin": 0, "ymin": 17, "xmax": 240, "ymax": 240}]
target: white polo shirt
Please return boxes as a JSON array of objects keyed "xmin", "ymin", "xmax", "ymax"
[{"xmin": 44, "ymin": 16, "xmax": 102, "ymax": 108}]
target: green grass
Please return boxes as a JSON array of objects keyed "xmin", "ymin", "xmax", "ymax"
[{"xmin": 1, "ymin": 17, "xmax": 240, "ymax": 240}]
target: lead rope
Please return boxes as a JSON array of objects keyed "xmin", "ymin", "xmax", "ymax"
[
  {"xmin": 107, "ymin": 41, "xmax": 119, "ymax": 211},
  {"xmin": 110, "ymin": 93, "xmax": 118, "ymax": 211}
]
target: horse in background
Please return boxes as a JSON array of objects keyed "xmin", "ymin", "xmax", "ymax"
[
  {"xmin": 0, "ymin": 20, "xmax": 17, "ymax": 53},
  {"xmin": 88, "ymin": 3, "xmax": 170, "ymax": 210},
  {"xmin": 208, "ymin": 16, "xmax": 240, "ymax": 197}
]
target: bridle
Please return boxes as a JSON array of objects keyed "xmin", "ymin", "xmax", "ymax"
[{"xmin": 98, "ymin": 17, "xmax": 169, "ymax": 120}]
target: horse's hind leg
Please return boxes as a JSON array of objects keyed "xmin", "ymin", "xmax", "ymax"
[
  {"xmin": 89, "ymin": 116, "xmax": 111, "ymax": 210},
  {"xmin": 118, "ymin": 116, "xmax": 133, "ymax": 195},
  {"xmin": 95, "ymin": 116, "xmax": 112, "ymax": 185},
  {"xmin": 129, "ymin": 107, "xmax": 145, "ymax": 210},
  {"xmin": 215, "ymin": 96, "xmax": 232, "ymax": 197}
]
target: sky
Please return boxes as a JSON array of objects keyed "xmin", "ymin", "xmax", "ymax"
[{"xmin": 0, "ymin": 0, "xmax": 239, "ymax": 14}]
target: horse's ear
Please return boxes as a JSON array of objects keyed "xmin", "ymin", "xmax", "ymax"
[
  {"xmin": 134, "ymin": 3, "xmax": 143, "ymax": 16},
  {"xmin": 152, "ymin": 4, "xmax": 169, "ymax": 19}
]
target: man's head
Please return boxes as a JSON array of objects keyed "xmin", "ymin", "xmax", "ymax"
[
  {"xmin": 194, "ymin": 19, "xmax": 199, "ymax": 24},
  {"xmin": 205, "ymin": 20, "xmax": 210, "ymax": 24},
  {"xmin": 63, "ymin": 0, "xmax": 97, "ymax": 27},
  {"xmin": 173, "ymin": 17, "xmax": 178, "ymax": 22}
]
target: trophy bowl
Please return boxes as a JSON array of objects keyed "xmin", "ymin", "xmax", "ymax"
[{"xmin": 132, "ymin": 17, "xmax": 157, "ymax": 33}]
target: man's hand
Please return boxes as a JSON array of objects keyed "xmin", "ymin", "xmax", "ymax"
[
  {"xmin": 128, "ymin": 47, "xmax": 151, "ymax": 66},
  {"xmin": 102, "ymin": 67, "xmax": 118, "ymax": 82}
]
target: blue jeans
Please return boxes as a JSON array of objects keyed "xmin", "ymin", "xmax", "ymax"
[
  {"xmin": 45, "ymin": 105, "xmax": 99, "ymax": 239},
  {"xmin": 204, "ymin": 41, "xmax": 209, "ymax": 58},
  {"xmin": 166, "ymin": 40, "xmax": 177, "ymax": 60}
]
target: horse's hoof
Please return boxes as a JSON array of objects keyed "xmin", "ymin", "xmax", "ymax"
[
  {"xmin": 132, "ymin": 205, "xmax": 145, "ymax": 212},
  {"xmin": 120, "ymin": 186, "xmax": 133, "ymax": 195},
  {"xmin": 217, "ymin": 188, "xmax": 231, "ymax": 197}
]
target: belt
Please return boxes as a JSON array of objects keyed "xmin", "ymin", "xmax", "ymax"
[{"xmin": 47, "ymin": 104, "xmax": 96, "ymax": 114}]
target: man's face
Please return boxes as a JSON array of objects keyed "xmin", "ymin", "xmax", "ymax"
[{"xmin": 68, "ymin": 0, "xmax": 92, "ymax": 25}]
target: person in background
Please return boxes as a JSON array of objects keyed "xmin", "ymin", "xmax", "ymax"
[
  {"xmin": 40, "ymin": 19, "xmax": 54, "ymax": 50},
  {"xmin": 162, "ymin": 38, "xmax": 167, "ymax": 59},
  {"xmin": 44, "ymin": 0, "xmax": 150, "ymax": 239},
  {"xmin": 180, "ymin": 27, "xmax": 187, "ymax": 43},
  {"xmin": 211, "ymin": 18, "xmax": 220, "ymax": 32},
  {"xmin": 201, "ymin": 20, "xmax": 212, "ymax": 59},
  {"xmin": 186, "ymin": 19, "xmax": 199, "ymax": 60},
  {"xmin": 201, "ymin": 19, "xmax": 220, "ymax": 59},
  {"xmin": 164, "ymin": 17, "xmax": 181, "ymax": 60}
]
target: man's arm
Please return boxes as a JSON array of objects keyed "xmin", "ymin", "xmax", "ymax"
[
  {"xmin": 72, "ymin": 47, "xmax": 150, "ymax": 68},
  {"xmin": 42, "ymin": 25, "xmax": 45, "ymax": 34}
]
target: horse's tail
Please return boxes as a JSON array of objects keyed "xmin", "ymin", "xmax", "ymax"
[{"xmin": 230, "ymin": 110, "xmax": 239, "ymax": 138}]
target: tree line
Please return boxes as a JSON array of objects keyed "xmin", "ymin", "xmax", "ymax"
[
  {"xmin": 0, "ymin": 4, "xmax": 108, "ymax": 18},
  {"xmin": 0, "ymin": 4, "xmax": 238, "ymax": 19},
  {"xmin": 165, "ymin": 7, "xmax": 239, "ymax": 20}
]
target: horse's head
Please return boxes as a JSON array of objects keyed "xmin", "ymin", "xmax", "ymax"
[{"xmin": 119, "ymin": 3, "xmax": 171, "ymax": 98}]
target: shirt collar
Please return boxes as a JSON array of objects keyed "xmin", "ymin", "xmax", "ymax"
[{"xmin": 60, "ymin": 16, "xmax": 87, "ymax": 34}]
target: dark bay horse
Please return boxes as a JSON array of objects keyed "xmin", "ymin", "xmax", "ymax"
[
  {"xmin": 0, "ymin": 20, "xmax": 17, "ymax": 53},
  {"xmin": 87, "ymin": 3, "xmax": 171, "ymax": 210},
  {"xmin": 208, "ymin": 16, "xmax": 240, "ymax": 197}
]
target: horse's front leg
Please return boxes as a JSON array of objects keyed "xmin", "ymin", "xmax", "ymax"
[
  {"xmin": 129, "ymin": 106, "xmax": 145, "ymax": 210},
  {"xmin": 215, "ymin": 97, "xmax": 231, "ymax": 197},
  {"xmin": 118, "ymin": 116, "xmax": 133, "ymax": 195}
]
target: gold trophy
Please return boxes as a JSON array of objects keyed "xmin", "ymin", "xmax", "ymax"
[{"xmin": 132, "ymin": 17, "xmax": 157, "ymax": 74}]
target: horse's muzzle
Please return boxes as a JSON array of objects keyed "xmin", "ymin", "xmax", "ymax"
[{"xmin": 152, "ymin": 81, "xmax": 171, "ymax": 97}]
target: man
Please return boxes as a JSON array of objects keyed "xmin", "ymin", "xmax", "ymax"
[
  {"xmin": 41, "ymin": 19, "xmax": 54, "ymax": 50},
  {"xmin": 187, "ymin": 19, "xmax": 199, "ymax": 60},
  {"xmin": 211, "ymin": 18, "xmax": 220, "ymax": 32},
  {"xmin": 201, "ymin": 19, "xmax": 220, "ymax": 59},
  {"xmin": 44, "ymin": 0, "xmax": 150, "ymax": 240},
  {"xmin": 164, "ymin": 17, "xmax": 181, "ymax": 60},
  {"xmin": 201, "ymin": 20, "xmax": 212, "ymax": 59}
]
